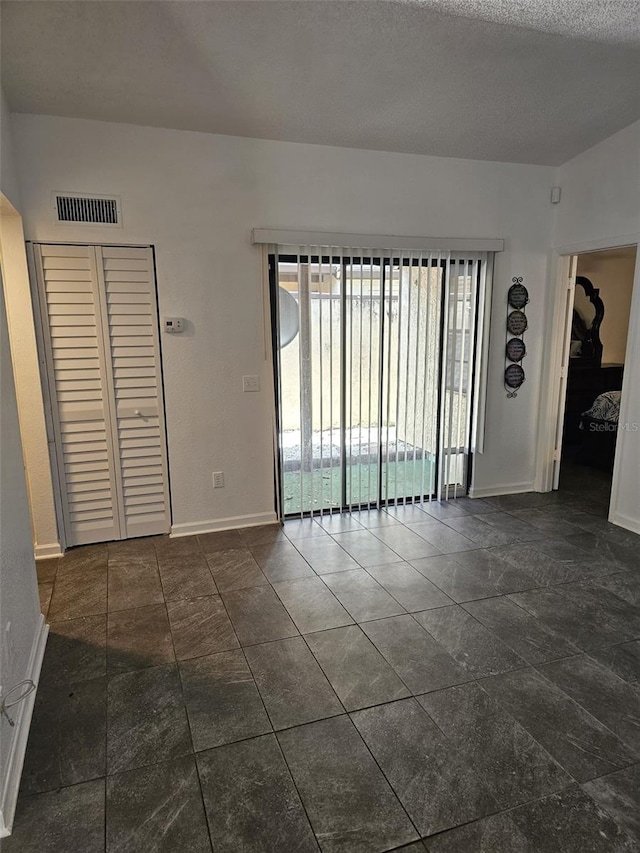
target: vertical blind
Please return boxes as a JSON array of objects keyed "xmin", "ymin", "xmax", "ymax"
[{"xmin": 268, "ymin": 243, "xmax": 491, "ymax": 518}]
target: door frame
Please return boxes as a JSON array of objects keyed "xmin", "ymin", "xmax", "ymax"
[
  {"xmin": 535, "ymin": 234, "xmax": 640, "ymax": 521},
  {"xmin": 27, "ymin": 240, "xmax": 172, "ymax": 547}
]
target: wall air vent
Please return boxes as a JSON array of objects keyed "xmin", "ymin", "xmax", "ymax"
[{"xmin": 54, "ymin": 192, "xmax": 122, "ymax": 227}]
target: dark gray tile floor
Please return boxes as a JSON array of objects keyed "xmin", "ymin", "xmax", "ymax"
[{"xmin": 9, "ymin": 475, "xmax": 640, "ymax": 852}]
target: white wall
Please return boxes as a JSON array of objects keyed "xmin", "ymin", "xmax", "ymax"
[
  {"xmin": 554, "ymin": 121, "xmax": 640, "ymax": 533},
  {"xmin": 554, "ymin": 121, "xmax": 640, "ymax": 251},
  {"xmin": 1, "ymin": 91, "xmax": 60, "ymax": 556},
  {"xmin": 0, "ymin": 210, "xmax": 61, "ymax": 556},
  {"xmin": 0, "ymin": 268, "xmax": 46, "ymax": 834},
  {"xmin": 12, "ymin": 113, "xmax": 555, "ymax": 531},
  {"xmin": 1, "ymin": 91, "xmax": 21, "ymax": 210},
  {"xmin": 0, "ymin": 93, "xmax": 47, "ymax": 836}
]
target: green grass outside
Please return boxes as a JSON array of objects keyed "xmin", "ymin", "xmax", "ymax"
[{"xmin": 283, "ymin": 459, "xmax": 436, "ymax": 515}]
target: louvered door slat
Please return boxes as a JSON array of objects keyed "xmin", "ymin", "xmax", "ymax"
[
  {"xmin": 103, "ymin": 258, "xmax": 149, "ymax": 271},
  {"xmin": 63, "ymin": 440, "xmax": 108, "ymax": 453},
  {"xmin": 112, "ymin": 345, "xmax": 155, "ymax": 357},
  {"xmin": 43, "ymin": 256, "xmax": 95, "ymax": 270},
  {"xmin": 68, "ymin": 469, "xmax": 114, "ymax": 484},
  {"xmin": 107, "ymin": 295, "xmax": 152, "ymax": 306},
  {"xmin": 119, "ymin": 427, "xmax": 160, "ymax": 440},
  {"xmin": 39, "ymin": 244, "xmax": 92, "ymax": 258},
  {"xmin": 125, "ymin": 472, "xmax": 164, "ymax": 487},
  {"xmin": 107, "ymin": 304, "xmax": 152, "ymax": 315},
  {"xmin": 112, "ymin": 358, "xmax": 156, "ymax": 370},
  {"xmin": 57, "ymin": 392, "xmax": 103, "ymax": 404},
  {"xmin": 43, "ymin": 270, "xmax": 96, "ymax": 282},
  {"xmin": 67, "ymin": 484, "xmax": 112, "ymax": 498},
  {"xmin": 114, "ymin": 379, "xmax": 157, "ymax": 391},
  {"xmin": 54, "ymin": 348, "xmax": 101, "ymax": 360},
  {"xmin": 56, "ymin": 378, "xmax": 103, "ymax": 391},
  {"xmin": 116, "ymin": 389, "xmax": 157, "ymax": 401},
  {"xmin": 110, "ymin": 315, "xmax": 152, "ymax": 326},
  {"xmin": 69, "ymin": 507, "xmax": 115, "ymax": 522},
  {"xmin": 34, "ymin": 244, "xmax": 121, "ymax": 545},
  {"xmin": 48, "ymin": 302, "xmax": 95, "ymax": 315},
  {"xmin": 123, "ymin": 483, "xmax": 164, "ymax": 497},
  {"xmin": 106, "ymin": 278, "xmax": 152, "ymax": 289},
  {"xmin": 61, "ymin": 420, "xmax": 105, "ymax": 434},
  {"xmin": 57, "ymin": 368, "xmax": 102, "ymax": 380},
  {"xmin": 69, "ymin": 497, "xmax": 113, "ymax": 511},
  {"xmin": 47, "ymin": 292, "xmax": 95, "ymax": 304},
  {"xmin": 114, "ymin": 365, "xmax": 156, "ymax": 376}
]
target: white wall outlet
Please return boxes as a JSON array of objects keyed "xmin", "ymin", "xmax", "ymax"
[
  {"xmin": 242, "ymin": 375, "xmax": 260, "ymax": 392},
  {"xmin": 213, "ymin": 471, "xmax": 225, "ymax": 489}
]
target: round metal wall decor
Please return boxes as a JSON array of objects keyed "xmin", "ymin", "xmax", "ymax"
[
  {"xmin": 504, "ymin": 276, "xmax": 529, "ymax": 397},
  {"xmin": 505, "ymin": 363, "xmax": 525, "ymax": 392},
  {"xmin": 508, "ymin": 280, "xmax": 529, "ymax": 309},
  {"xmin": 507, "ymin": 310, "xmax": 528, "ymax": 336},
  {"xmin": 506, "ymin": 337, "xmax": 526, "ymax": 362}
]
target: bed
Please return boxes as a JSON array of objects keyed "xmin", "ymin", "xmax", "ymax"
[{"xmin": 577, "ymin": 390, "xmax": 621, "ymax": 470}]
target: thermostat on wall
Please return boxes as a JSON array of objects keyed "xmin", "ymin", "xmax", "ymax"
[{"xmin": 163, "ymin": 317, "xmax": 184, "ymax": 333}]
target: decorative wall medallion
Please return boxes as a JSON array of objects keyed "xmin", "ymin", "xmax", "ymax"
[
  {"xmin": 507, "ymin": 310, "xmax": 528, "ymax": 335},
  {"xmin": 508, "ymin": 280, "xmax": 529, "ymax": 309},
  {"xmin": 505, "ymin": 363, "xmax": 525, "ymax": 392},
  {"xmin": 506, "ymin": 337, "xmax": 526, "ymax": 362}
]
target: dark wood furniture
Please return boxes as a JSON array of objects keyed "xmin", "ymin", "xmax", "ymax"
[
  {"xmin": 564, "ymin": 362, "xmax": 624, "ymax": 448},
  {"xmin": 572, "ymin": 276, "xmax": 605, "ymax": 365},
  {"xmin": 562, "ymin": 275, "xmax": 625, "ymax": 470}
]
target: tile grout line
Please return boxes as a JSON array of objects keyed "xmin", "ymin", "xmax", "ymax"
[{"xmin": 25, "ymin": 511, "xmax": 640, "ymax": 849}]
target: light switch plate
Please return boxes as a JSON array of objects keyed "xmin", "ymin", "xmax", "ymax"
[{"xmin": 243, "ymin": 375, "xmax": 260, "ymax": 392}]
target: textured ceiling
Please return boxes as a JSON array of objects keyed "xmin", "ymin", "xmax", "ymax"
[
  {"xmin": 2, "ymin": 0, "xmax": 639, "ymax": 165},
  {"xmin": 405, "ymin": 0, "xmax": 640, "ymax": 45}
]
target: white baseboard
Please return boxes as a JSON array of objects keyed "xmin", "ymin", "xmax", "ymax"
[
  {"xmin": 607, "ymin": 510, "xmax": 640, "ymax": 535},
  {"xmin": 34, "ymin": 542, "xmax": 63, "ymax": 560},
  {"xmin": 468, "ymin": 481, "xmax": 536, "ymax": 499},
  {"xmin": 0, "ymin": 614, "xmax": 49, "ymax": 838},
  {"xmin": 170, "ymin": 511, "xmax": 279, "ymax": 538}
]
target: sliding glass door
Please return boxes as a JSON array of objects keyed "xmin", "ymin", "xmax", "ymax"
[{"xmin": 270, "ymin": 248, "xmax": 484, "ymax": 518}]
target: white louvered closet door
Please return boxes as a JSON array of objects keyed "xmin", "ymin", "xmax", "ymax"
[
  {"xmin": 34, "ymin": 244, "xmax": 121, "ymax": 545},
  {"xmin": 33, "ymin": 244, "xmax": 170, "ymax": 546},
  {"xmin": 96, "ymin": 246, "xmax": 169, "ymax": 539}
]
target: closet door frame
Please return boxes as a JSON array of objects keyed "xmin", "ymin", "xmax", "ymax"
[
  {"xmin": 28, "ymin": 244, "xmax": 70, "ymax": 552},
  {"xmin": 29, "ymin": 241, "xmax": 170, "ymax": 547}
]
